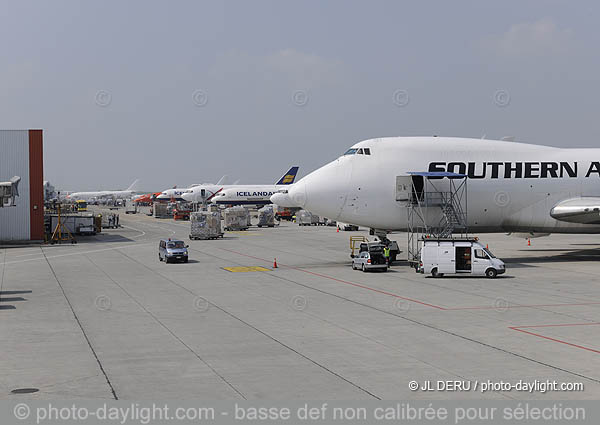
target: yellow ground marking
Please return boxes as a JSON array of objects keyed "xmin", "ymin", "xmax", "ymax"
[{"xmin": 223, "ymin": 266, "xmax": 272, "ymax": 273}]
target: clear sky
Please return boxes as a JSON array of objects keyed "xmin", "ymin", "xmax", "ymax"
[{"xmin": 2, "ymin": 1, "xmax": 598, "ymax": 191}]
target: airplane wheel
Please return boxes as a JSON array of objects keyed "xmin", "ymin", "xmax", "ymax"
[{"xmin": 486, "ymin": 268, "xmax": 498, "ymax": 279}]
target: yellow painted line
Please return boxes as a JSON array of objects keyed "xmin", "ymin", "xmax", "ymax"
[
  {"xmin": 227, "ymin": 231, "xmax": 260, "ymax": 236},
  {"xmin": 223, "ymin": 266, "xmax": 272, "ymax": 273}
]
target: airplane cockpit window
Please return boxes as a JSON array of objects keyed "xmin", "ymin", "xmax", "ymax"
[{"xmin": 344, "ymin": 147, "xmax": 371, "ymax": 156}]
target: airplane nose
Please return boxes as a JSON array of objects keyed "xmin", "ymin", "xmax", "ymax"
[
  {"xmin": 270, "ymin": 191, "xmax": 299, "ymax": 208},
  {"xmin": 287, "ymin": 182, "xmax": 307, "ymax": 208},
  {"xmin": 289, "ymin": 159, "xmax": 351, "ymax": 219}
]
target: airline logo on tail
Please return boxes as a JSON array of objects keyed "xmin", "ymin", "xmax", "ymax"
[{"xmin": 276, "ymin": 167, "xmax": 299, "ymax": 185}]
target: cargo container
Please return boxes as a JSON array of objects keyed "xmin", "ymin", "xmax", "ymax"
[
  {"xmin": 189, "ymin": 211, "xmax": 223, "ymax": 240},
  {"xmin": 223, "ymin": 206, "xmax": 249, "ymax": 231},
  {"xmin": 257, "ymin": 205, "xmax": 275, "ymax": 227}
]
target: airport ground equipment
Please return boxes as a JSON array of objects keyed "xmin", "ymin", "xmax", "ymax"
[
  {"xmin": 0, "ymin": 176, "xmax": 20, "ymax": 207},
  {"xmin": 49, "ymin": 204, "xmax": 76, "ymax": 244},
  {"xmin": 223, "ymin": 206, "xmax": 250, "ymax": 231},
  {"xmin": 173, "ymin": 203, "xmax": 191, "ymax": 221},
  {"xmin": 50, "ymin": 214, "xmax": 96, "ymax": 235},
  {"xmin": 125, "ymin": 201, "xmax": 137, "ymax": 214},
  {"xmin": 257, "ymin": 206, "xmax": 275, "ymax": 227},
  {"xmin": 419, "ymin": 238, "xmax": 505, "ymax": 278},
  {"xmin": 349, "ymin": 236, "xmax": 368, "ymax": 258},
  {"xmin": 274, "ymin": 206, "xmax": 299, "ymax": 221},
  {"xmin": 369, "ymin": 229, "xmax": 400, "ymax": 263},
  {"xmin": 296, "ymin": 210, "xmax": 319, "ymax": 226},
  {"xmin": 189, "ymin": 211, "xmax": 223, "ymax": 240},
  {"xmin": 337, "ymin": 222, "xmax": 359, "ymax": 231},
  {"xmin": 399, "ymin": 171, "xmax": 468, "ymax": 265},
  {"xmin": 153, "ymin": 202, "xmax": 172, "ymax": 218},
  {"xmin": 76, "ymin": 200, "xmax": 87, "ymax": 212}
]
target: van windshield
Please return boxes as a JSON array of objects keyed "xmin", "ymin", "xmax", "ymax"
[
  {"xmin": 484, "ymin": 247, "xmax": 496, "ymax": 258},
  {"xmin": 167, "ymin": 241, "xmax": 185, "ymax": 249}
]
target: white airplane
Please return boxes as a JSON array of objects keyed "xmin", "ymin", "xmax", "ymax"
[
  {"xmin": 156, "ymin": 175, "xmax": 230, "ymax": 202},
  {"xmin": 67, "ymin": 179, "xmax": 140, "ymax": 201},
  {"xmin": 181, "ymin": 167, "xmax": 299, "ymax": 204},
  {"xmin": 285, "ymin": 137, "xmax": 600, "ymax": 234}
]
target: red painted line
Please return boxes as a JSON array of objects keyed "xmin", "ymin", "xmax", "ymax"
[
  {"xmin": 445, "ymin": 302, "xmax": 600, "ymax": 311},
  {"xmin": 509, "ymin": 323, "xmax": 600, "ymax": 354},
  {"xmin": 218, "ymin": 247, "xmax": 446, "ymax": 310},
  {"xmin": 512, "ymin": 322, "xmax": 600, "ymax": 329}
]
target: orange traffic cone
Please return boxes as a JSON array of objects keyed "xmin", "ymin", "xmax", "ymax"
[
  {"xmin": 486, "ymin": 244, "xmax": 489, "ymax": 249},
  {"xmin": 527, "ymin": 239, "xmax": 531, "ymax": 246},
  {"xmin": 273, "ymin": 258, "xmax": 278, "ymax": 268},
  {"xmin": 336, "ymin": 227, "xmax": 339, "ymax": 233}
]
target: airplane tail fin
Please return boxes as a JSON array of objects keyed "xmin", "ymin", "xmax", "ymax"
[
  {"xmin": 275, "ymin": 167, "xmax": 299, "ymax": 185},
  {"xmin": 126, "ymin": 179, "xmax": 140, "ymax": 191},
  {"xmin": 216, "ymin": 175, "xmax": 229, "ymax": 185}
]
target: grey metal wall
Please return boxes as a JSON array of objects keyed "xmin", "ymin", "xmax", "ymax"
[{"xmin": 0, "ymin": 130, "xmax": 31, "ymax": 241}]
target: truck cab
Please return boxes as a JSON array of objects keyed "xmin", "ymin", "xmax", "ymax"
[{"xmin": 420, "ymin": 239, "xmax": 505, "ymax": 278}]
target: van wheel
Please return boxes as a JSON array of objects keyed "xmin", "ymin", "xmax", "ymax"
[
  {"xmin": 432, "ymin": 268, "xmax": 443, "ymax": 278},
  {"xmin": 351, "ymin": 262, "xmax": 356, "ymax": 270},
  {"xmin": 486, "ymin": 268, "xmax": 498, "ymax": 279},
  {"xmin": 362, "ymin": 264, "xmax": 367, "ymax": 272}
]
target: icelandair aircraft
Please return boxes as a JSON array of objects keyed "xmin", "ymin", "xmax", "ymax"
[
  {"xmin": 285, "ymin": 137, "xmax": 600, "ymax": 234},
  {"xmin": 182, "ymin": 167, "xmax": 299, "ymax": 204},
  {"xmin": 68, "ymin": 179, "xmax": 140, "ymax": 201},
  {"xmin": 156, "ymin": 175, "xmax": 230, "ymax": 201}
]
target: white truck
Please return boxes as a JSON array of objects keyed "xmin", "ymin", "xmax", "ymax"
[{"xmin": 420, "ymin": 239, "xmax": 505, "ymax": 278}]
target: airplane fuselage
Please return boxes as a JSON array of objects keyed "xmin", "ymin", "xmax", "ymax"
[{"xmin": 288, "ymin": 137, "xmax": 600, "ymax": 234}]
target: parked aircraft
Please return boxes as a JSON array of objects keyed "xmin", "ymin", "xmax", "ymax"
[
  {"xmin": 67, "ymin": 179, "xmax": 140, "ymax": 201},
  {"xmin": 156, "ymin": 176, "xmax": 230, "ymax": 202},
  {"xmin": 286, "ymin": 137, "xmax": 600, "ymax": 234},
  {"xmin": 181, "ymin": 167, "xmax": 299, "ymax": 204}
]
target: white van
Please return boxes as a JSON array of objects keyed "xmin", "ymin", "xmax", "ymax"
[{"xmin": 420, "ymin": 239, "xmax": 505, "ymax": 278}]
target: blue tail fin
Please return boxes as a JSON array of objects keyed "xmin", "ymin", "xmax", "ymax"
[{"xmin": 275, "ymin": 167, "xmax": 299, "ymax": 185}]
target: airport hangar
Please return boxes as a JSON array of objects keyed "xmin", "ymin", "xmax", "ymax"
[{"xmin": 0, "ymin": 129, "xmax": 44, "ymax": 243}]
